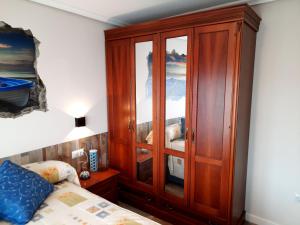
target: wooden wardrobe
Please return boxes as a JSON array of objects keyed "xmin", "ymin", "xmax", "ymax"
[{"xmin": 105, "ymin": 4, "xmax": 260, "ymax": 225}]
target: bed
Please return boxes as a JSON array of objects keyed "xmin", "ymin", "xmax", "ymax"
[
  {"xmin": 167, "ymin": 139, "xmax": 185, "ymax": 185},
  {"xmin": 0, "ymin": 161, "xmax": 159, "ymax": 225},
  {"xmin": 145, "ymin": 121, "xmax": 185, "ymax": 184},
  {"xmin": 165, "ymin": 124, "xmax": 185, "ymax": 183}
]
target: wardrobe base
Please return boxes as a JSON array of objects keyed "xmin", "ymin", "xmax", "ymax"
[{"xmin": 118, "ymin": 184, "xmax": 233, "ymax": 225}]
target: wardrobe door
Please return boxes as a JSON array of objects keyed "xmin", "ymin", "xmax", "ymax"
[
  {"xmin": 190, "ymin": 23, "xmax": 238, "ymax": 219},
  {"xmin": 106, "ymin": 39, "xmax": 132, "ymax": 182},
  {"xmin": 130, "ymin": 35, "xmax": 159, "ymax": 192},
  {"xmin": 159, "ymin": 29, "xmax": 192, "ymax": 206}
]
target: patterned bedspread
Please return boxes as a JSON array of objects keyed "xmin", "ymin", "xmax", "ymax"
[{"xmin": 0, "ymin": 181, "xmax": 159, "ymax": 225}]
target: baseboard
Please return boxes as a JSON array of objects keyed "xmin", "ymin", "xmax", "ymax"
[{"xmin": 246, "ymin": 213, "xmax": 280, "ymax": 225}]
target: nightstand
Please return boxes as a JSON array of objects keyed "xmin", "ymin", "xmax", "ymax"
[
  {"xmin": 137, "ymin": 151, "xmax": 153, "ymax": 183},
  {"xmin": 80, "ymin": 169, "xmax": 120, "ymax": 203}
]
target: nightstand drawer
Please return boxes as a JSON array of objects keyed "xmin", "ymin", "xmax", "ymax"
[
  {"xmin": 80, "ymin": 169, "xmax": 120, "ymax": 203},
  {"xmin": 101, "ymin": 190, "xmax": 118, "ymax": 203},
  {"xmin": 87, "ymin": 177, "xmax": 117, "ymax": 196}
]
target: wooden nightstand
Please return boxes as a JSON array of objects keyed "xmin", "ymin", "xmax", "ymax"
[{"xmin": 80, "ymin": 169, "xmax": 120, "ymax": 203}]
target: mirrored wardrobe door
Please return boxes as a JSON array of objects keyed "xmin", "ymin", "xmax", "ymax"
[
  {"xmin": 159, "ymin": 29, "xmax": 192, "ymax": 205},
  {"xmin": 131, "ymin": 35, "xmax": 159, "ymax": 190},
  {"xmin": 135, "ymin": 41, "xmax": 153, "ymax": 146},
  {"xmin": 164, "ymin": 36, "xmax": 188, "ymax": 153}
]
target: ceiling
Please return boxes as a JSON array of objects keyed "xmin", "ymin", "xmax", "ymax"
[{"xmin": 29, "ymin": 0, "xmax": 275, "ymax": 26}]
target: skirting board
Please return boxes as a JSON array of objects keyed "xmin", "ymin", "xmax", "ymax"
[{"xmin": 246, "ymin": 213, "xmax": 281, "ymax": 225}]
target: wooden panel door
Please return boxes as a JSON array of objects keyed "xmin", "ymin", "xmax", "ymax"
[
  {"xmin": 190, "ymin": 22, "xmax": 238, "ymax": 220},
  {"xmin": 106, "ymin": 39, "xmax": 132, "ymax": 182}
]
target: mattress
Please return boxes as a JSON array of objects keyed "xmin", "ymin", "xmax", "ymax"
[
  {"xmin": 0, "ymin": 181, "xmax": 159, "ymax": 225},
  {"xmin": 169, "ymin": 139, "xmax": 184, "ymax": 152}
]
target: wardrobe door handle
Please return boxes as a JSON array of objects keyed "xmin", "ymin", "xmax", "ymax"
[
  {"xmin": 192, "ymin": 130, "xmax": 195, "ymax": 143},
  {"xmin": 131, "ymin": 120, "xmax": 135, "ymax": 131},
  {"xmin": 185, "ymin": 128, "xmax": 188, "ymax": 140},
  {"xmin": 128, "ymin": 120, "xmax": 131, "ymax": 131}
]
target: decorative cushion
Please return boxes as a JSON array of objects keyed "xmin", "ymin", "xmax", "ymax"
[
  {"xmin": 145, "ymin": 130, "xmax": 153, "ymax": 145},
  {"xmin": 165, "ymin": 123, "xmax": 182, "ymax": 142},
  {"xmin": 0, "ymin": 160, "xmax": 54, "ymax": 224},
  {"xmin": 23, "ymin": 160, "xmax": 80, "ymax": 186},
  {"xmin": 147, "ymin": 123, "xmax": 182, "ymax": 146}
]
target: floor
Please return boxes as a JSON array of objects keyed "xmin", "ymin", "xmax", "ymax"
[
  {"xmin": 120, "ymin": 202, "xmax": 256, "ymax": 225},
  {"xmin": 165, "ymin": 183, "xmax": 184, "ymax": 198},
  {"xmin": 119, "ymin": 202, "xmax": 172, "ymax": 225}
]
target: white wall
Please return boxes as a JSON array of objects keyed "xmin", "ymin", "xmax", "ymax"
[
  {"xmin": 0, "ymin": 0, "xmax": 112, "ymax": 158},
  {"xmin": 135, "ymin": 41, "xmax": 153, "ymax": 124},
  {"xmin": 246, "ymin": 1, "xmax": 300, "ymax": 225}
]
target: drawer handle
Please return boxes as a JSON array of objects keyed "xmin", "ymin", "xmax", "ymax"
[{"xmin": 166, "ymin": 204, "xmax": 173, "ymax": 210}]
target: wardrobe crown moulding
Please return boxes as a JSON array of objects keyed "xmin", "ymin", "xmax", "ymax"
[{"xmin": 105, "ymin": 4, "xmax": 261, "ymax": 41}]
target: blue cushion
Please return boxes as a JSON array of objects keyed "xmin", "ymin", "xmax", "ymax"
[{"xmin": 0, "ymin": 160, "xmax": 54, "ymax": 224}]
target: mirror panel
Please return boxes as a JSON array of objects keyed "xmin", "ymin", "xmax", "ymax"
[
  {"xmin": 135, "ymin": 41, "xmax": 153, "ymax": 144},
  {"xmin": 136, "ymin": 148, "xmax": 153, "ymax": 185},
  {"xmin": 164, "ymin": 36, "xmax": 187, "ymax": 152},
  {"xmin": 164, "ymin": 154, "xmax": 184, "ymax": 198}
]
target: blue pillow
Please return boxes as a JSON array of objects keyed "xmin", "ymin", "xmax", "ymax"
[{"xmin": 0, "ymin": 160, "xmax": 54, "ymax": 224}]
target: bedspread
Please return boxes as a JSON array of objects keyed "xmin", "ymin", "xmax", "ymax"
[{"xmin": 0, "ymin": 181, "xmax": 159, "ymax": 225}]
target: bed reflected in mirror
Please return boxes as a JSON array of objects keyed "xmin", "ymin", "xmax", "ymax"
[{"xmin": 164, "ymin": 154, "xmax": 184, "ymax": 198}]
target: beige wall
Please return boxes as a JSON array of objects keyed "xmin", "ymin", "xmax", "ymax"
[
  {"xmin": 0, "ymin": 0, "xmax": 112, "ymax": 158},
  {"xmin": 246, "ymin": 1, "xmax": 300, "ymax": 225}
]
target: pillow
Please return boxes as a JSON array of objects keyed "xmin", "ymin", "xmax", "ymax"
[
  {"xmin": 145, "ymin": 130, "xmax": 153, "ymax": 145},
  {"xmin": 23, "ymin": 160, "xmax": 80, "ymax": 186},
  {"xmin": 0, "ymin": 160, "xmax": 54, "ymax": 224},
  {"xmin": 165, "ymin": 123, "xmax": 182, "ymax": 142}
]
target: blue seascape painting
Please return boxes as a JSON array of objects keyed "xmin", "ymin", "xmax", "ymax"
[
  {"xmin": 0, "ymin": 29, "xmax": 35, "ymax": 77},
  {"xmin": 146, "ymin": 50, "xmax": 186, "ymax": 100},
  {"xmin": 0, "ymin": 22, "xmax": 47, "ymax": 118}
]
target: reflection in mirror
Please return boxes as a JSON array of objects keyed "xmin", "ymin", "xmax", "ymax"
[
  {"xmin": 136, "ymin": 148, "xmax": 153, "ymax": 185},
  {"xmin": 164, "ymin": 154, "xmax": 184, "ymax": 198},
  {"xmin": 165, "ymin": 36, "xmax": 187, "ymax": 152},
  {"xmin": 135, "ymin": 41, "xmax": 153, "ymax": 144}
]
